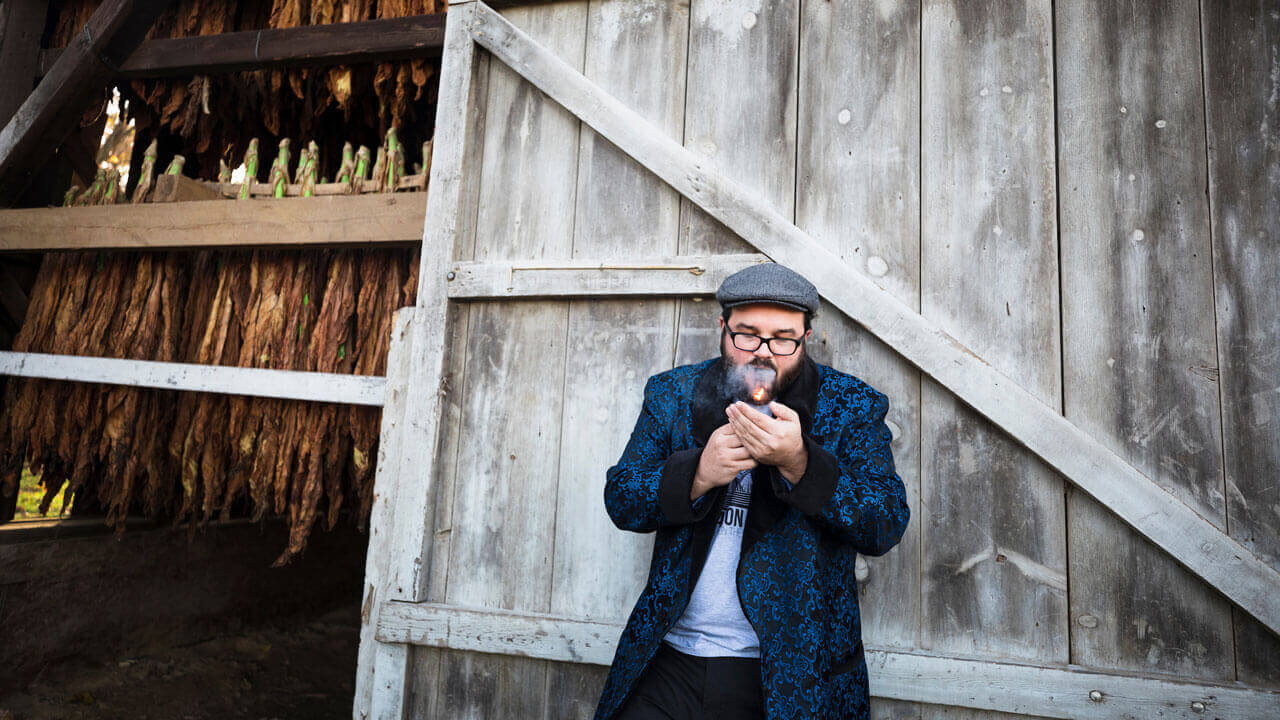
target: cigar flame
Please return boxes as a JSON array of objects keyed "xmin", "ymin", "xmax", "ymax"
[{"xmin": 751, "ymin": 386, "xmax": 767, "ymax": 403}]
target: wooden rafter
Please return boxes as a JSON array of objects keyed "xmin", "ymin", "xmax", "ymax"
[
  {"xmin": 0, "ymin": 1, "xmax": 49, "ymax": 128},
  {"xmin": 456, "ymin": 0, "xmax": 1280, "ymax": 637},
  {"xmin": 37, "ymin": 14, "xmax": 447, "ymax": 79},
  {"xmin": 0, "ymin": 0, "xmax": 172, "ymax": 207}
]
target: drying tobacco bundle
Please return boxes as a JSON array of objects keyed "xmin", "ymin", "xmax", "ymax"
[
  {"xmin": 0, "ymin": 246, "xmax": 418, "ymax": 560},
  {"xmin": 49, "ymin": 0, "xmax": 442, "ymax": 180}
]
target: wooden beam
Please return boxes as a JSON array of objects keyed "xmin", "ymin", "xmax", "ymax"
[
  {"xmin": 445, "ymin": 254, "xmax": 767, "ymax": 299},
  {"xmin": 375, "ymin": 601, "xmax": 1280, "ymax": 719},
  {"xmin": 0, "ymin": 0, "xmax": 171, "ymax": 207},
  {"xmin": 0, "ymin": 351, "xmax": 385, "ymax": 406},
  {"xmin": 0, "ymin": 1, "xmax": 48, "ymax": 128},
  {"xmin": 466, "ymin": 1, "xmax": 1280, "ymax": 636},
  {"xmin": 0, "ymin": 193, "xmax": 425, "ymax": 251},
  {"xmin": 37, "ymin": 14, "xmax": 447, "ymax": 80}
]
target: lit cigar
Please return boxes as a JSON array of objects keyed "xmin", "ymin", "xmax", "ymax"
[{"xmin": 747, "ymin": 385, "xmax": 774, "ymax": 417}]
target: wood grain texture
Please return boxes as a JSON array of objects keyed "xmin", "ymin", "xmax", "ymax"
[
  {"xmin": 445, "ymin": 254, "xmax": 765, "ymax": 299},
  {"xmin": 356, "ymin": 309, "xmax": 417, "ymax": 720},
  {"xmin": 434, "ymin": 2, "xmax": 588, "ymax": 716},
  {"xmin": 0, "ymin": 351, "xmax": 385, "ymax": 405},
  {"xmin": 38, "ymin": 14, "xmax": 447, "ymax": 79},
  {"xmin": 0, "ymin": 0, "xmax": 47, "ymax": 128},
  {"xmin": 796, "ymin": 0, "xmax": 922, "ymax": 665},
  {"xmin": 545, "ymin": 2, "xmax": 692, "ymax": 709},
  {"xmin": 1201, "ymin": 0, "xmax": 1280, "ymax": 689},
  {"xmin": 0, "ymin": 193, "xmax": 426, "ymax": 250},
  {"xmin": 1056, "ymin": 0, "xmax": 1234, "ymax": 680},
  {"xmin": 377, "ymin": 601, "xmax": 1280, "ymax": 718},
  {"xmin": 468, "ymin": 0, "xmax": 1280, "ymax": 640},
  {"xmin": 920, "ymin": 0, "xmax": 1067, "ymax": 678},
  {"xmin": 673, "ymin": 0, "xmax": 800, "ymax": 366}
]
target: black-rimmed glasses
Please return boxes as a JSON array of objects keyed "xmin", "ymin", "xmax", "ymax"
[{"xmin": 726, "ymin": 329, "xmax": 804, "ymax": 356}]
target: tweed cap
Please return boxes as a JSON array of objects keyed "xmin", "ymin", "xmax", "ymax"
[{"xmin": 716, "ymin": 263, "xmax": 819, "ymax": 315}]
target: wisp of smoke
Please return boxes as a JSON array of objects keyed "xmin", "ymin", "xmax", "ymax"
[{"xmin": 725, "ymin": 362, "xmax": 777, "ymax": 405}]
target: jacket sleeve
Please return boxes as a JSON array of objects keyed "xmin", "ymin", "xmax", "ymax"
[
  {"xmin": 767, "ymin": 389, "xmax": 910, "ymax": 555},
  {"xmin": 604, "ymin": 376, "xmax": 715, "ymax": 533}
]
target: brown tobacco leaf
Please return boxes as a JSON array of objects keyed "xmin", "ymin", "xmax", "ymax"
[
  {"xmin": 3, "ymin": 243, "xmax": 415, "ymax": 557},
  {"xmin": 275, "ymin": 250, "xmax": 356, "ymax": 565},
  {"xmin": 0, "ymin": 253, "xmax": 65, "ymax": 501}
]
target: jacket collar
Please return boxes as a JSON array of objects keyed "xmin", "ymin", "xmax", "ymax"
[{"xmin": 690, "ymin": 353, "xmax": 820, "ymax": 446}]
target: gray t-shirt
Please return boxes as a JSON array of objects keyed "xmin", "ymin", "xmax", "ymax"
[{"xmin": 663, "ymin": 468, "xmax": 760, "ymax": 658}]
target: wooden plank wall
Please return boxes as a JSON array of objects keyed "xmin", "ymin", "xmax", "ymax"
[
  {"xmin": 674, "ymin": 0, "xmax": 799, "ymax": 366},
  {"xmin": 920, "ymin": 3, "xmax": 1065, "ymax": 719},
  {"xmin": 1057, "ymin": 0, "xmax": 1233, "ymax": 682},
  {"xmin": 795, "ymin": 2, "xmax": 921, "ymax": 718},
  {"xmin": 544, "ymin": 1, "xmax": 691, "ymax": 715},
  {"xmin": 430, "ymin": 2, "xmax": 588, "ymax": 716},
  {"xmin": 1201, "ymin": 0, "xmax": 1280, "ymax": 690},
  {"xmin": 399, "ymin": 0, "xmax": 1279, "ymax": 716}
]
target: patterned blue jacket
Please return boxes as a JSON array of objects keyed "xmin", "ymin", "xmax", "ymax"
[{"xmin": 594, "ymin": 356, "xmax": 910, "ymax": 719}]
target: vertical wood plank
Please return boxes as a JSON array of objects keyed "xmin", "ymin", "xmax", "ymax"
[
  {"xmin": 1057, "ymin": 0, "xmax": 1234, "ymax": 680},
  {"xmin": 357, "ymin": 308, "xmax": 417, "ymax": 720},
  {"xmin": 408, "ymin": 18, "xmax": 494, "ymax": 715},
  {"xmin": 674, "ymin": 0, "xmax": 800, "ymax": 366},
  {"xmin": 437, "ymin": 2, "xmax": 588, "ymax": 717},
  {"xmin": 920, "ymin": 0, "xmax": 1067, "ymax": 685},
  {"xmin": 1201, "ymin": 0, "xmax": 1280, "ymax": 689},
  {"xmin": 796, "ymin": 0, "xmax": 923, "ymax": 672},
  {"xmin": 544, "ymin": 0, "xmax": 691, "ymax": 714}
]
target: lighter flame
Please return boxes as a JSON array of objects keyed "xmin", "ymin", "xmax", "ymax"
[{"xmin": 751, "ymin": 387, "xmax": 767, "ymax": 403}]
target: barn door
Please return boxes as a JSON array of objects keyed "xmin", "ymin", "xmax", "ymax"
[{"xmin": 354, "ymin": 3, "xmax": 1280, "ymax": 719}]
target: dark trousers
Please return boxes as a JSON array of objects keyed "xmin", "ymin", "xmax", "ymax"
[{"xmin": 616, "ymin": 642, "xmax": 766, "ymax": 720}]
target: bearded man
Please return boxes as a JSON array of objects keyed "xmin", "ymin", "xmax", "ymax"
[{"xmin": 594, "ymin": 262, "xmax": 910, "ymax": 720}]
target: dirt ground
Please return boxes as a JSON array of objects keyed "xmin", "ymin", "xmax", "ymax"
[{"xmin": 0, "ymin": 603, "xmax": 361, "ymax": 720}]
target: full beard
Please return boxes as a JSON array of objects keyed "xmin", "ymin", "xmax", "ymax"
[{"xmin": 719, "ymin": 334, "xmax": 805, "ymax": 403}]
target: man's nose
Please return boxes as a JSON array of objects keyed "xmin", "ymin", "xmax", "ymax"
[{"xmin": 753, "ymin": 342, "xmax": 774, "ymax": 358}]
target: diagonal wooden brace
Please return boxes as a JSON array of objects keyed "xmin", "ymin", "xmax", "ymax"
[{"xmin": 465, "ymin": 0, "xmax": 1280, "ymax": 637}]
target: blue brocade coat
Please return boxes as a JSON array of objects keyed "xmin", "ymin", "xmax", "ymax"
[{"xmin": 594, "ymin": 356, "xmax": 910, "ymax": 720}]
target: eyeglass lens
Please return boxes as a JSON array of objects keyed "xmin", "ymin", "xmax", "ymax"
[{"xmin": 730, "ymin": 332, "xmax": 800, "ymax": 355}]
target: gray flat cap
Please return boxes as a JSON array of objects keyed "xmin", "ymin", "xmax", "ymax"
[{"xmin": 716, "ymin": 263, "xmax": 819, "ymax": 315}]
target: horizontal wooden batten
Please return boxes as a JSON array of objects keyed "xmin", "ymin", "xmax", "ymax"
[
  {"xmin": 0, "ymin": 352, "xmax": 386, "ymax": 406},
  {"xmin": 375, "ymin": 601, "xmax": 1280, "ymax": 719},
  {"xmin": 37, "ymin": 14, "xmax": 447, "ymax": 79},
  {"xmin": 0, "ymin": 193, "xmax": 425, "ymax": 251},
  {"xmin": 445, "ymin": 254, "xmax": 768, "ymax": 299},
  {"xmin": 467, "ymin": 2, "xmax": 1280, "ymax": 636}
]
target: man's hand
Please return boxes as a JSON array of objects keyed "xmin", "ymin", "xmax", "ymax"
[
  {"xmin": 691, "ymin": 424, "xmax": 757, "ymax": 501},
  {"xmin": 726, "ymin": 401, "xmax": 808, "ymax": 484}
]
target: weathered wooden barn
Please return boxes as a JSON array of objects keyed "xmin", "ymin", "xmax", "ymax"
[{"xmin": 2, "ymin": 0, "xmax": 1279, "ymax": 719}]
